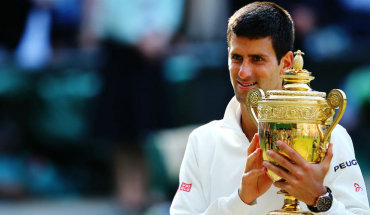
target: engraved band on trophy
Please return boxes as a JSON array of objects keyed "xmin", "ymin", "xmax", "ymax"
[{"xmin": 246, "ymin": 51, "xmax": 347, "ymax": 215}]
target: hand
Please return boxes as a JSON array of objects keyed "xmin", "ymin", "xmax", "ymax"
[
  {"xmin": 239, "ymin": 134, "xmax": 273, "ymax": 205},
  {"xmin": 263, "ymin": 141, "xmax": 333, "ymax": 205}
]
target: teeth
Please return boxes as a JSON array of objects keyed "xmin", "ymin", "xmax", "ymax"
[{"xmin": 240, "ymin": 82, "xmax": 256, "ymax": 87}]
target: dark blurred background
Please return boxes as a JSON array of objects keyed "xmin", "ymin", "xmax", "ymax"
[{"xmin": 0, "ymin": 0, "xmax": 369, "ymax": 214}]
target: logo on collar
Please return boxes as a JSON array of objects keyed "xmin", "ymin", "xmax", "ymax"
[{"xmin": 334, "ymin": 159, "xmax": 357, "ymax": 172}]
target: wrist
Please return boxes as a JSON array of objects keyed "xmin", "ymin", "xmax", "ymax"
[
  {"xmin": 308, "ymin": 186, "xmax": 327, "ymax": 205},
  {"xmin": 307, "ymin": 187, "xmax": 333, "ymax": 213},
  {"xmin": 238, "ymin": 189, "xmax": 257, "ymax": 205}
]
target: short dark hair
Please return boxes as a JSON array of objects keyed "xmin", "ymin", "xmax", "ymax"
[{"xmin": 227, "ymin": 2, "xmax": 294, "ymax": 62}]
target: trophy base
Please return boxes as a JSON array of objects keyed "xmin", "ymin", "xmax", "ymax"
[{"xmin": 268, "ymin": 210, "xmax": 312, "ymax": 215}]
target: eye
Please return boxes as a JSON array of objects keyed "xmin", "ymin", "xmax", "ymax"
[
  {"xmin": 252, "ymin": 55, "xmax": 263, "ymax": 62},
  {"xmin": 231, "ymin": 54, "xmax": 243, "ymax": 61}
]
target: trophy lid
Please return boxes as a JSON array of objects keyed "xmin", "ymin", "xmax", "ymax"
[
  {"xmin": 265, "ymin": 50, "xmax": 326, "ymax": 103},
  {"xmin": 282, "ymin": 50, "xmax": 314, "ymax": 91}
]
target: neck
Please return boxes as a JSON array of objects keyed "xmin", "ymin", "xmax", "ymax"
[{"xmin": 240, "ymin": 104, "xmax": 258, "ymax": 142}]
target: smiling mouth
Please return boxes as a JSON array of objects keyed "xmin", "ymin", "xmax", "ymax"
[{"xmin": 238, "ymin": 81, "xmax": 257, "ymax": 87}]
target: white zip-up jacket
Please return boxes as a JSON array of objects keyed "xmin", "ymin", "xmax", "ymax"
[{"xmin": 170, "ymin": 97, "xmax": 369, "ymax": 215}]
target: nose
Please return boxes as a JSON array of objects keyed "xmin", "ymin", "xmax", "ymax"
[{"xmin": 238, "ymin": 61, "xmax": 252, "ymax": 79}]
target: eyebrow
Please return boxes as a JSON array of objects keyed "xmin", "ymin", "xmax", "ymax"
[
  {"xmin": 247, "ymin": 54, "xmax": 267, "ymax": 58},
  {"xmin": 230, "ymin": 53, "xmax": 267, "ymax": 59},
  {"xmin": 230, "ymin": 50, "xmax": 267, "ymax": 56}
]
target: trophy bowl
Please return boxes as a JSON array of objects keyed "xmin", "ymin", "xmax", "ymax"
[{"xmin": 246, "ymin": 51, "xmax": 346, "ymax": 215}]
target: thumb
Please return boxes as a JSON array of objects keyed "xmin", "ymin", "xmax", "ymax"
[
  {"xmin": 248, "ymin": 133, "xmax": 260, "ymax": 155},
  {"xmin": 245, "ymin": 148, "xmax": 262, "ymax": 172}
]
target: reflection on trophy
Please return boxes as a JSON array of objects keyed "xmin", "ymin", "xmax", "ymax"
[{"xmin": 246, "ymin": 51, "xmax": 347, "ymax": 215}]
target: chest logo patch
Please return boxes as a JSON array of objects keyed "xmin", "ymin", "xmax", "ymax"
[{"xmin": 179, "ymin": 182, "xmax": 192, "ymax": 192}]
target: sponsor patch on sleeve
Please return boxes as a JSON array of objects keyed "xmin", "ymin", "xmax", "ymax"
[
  {"xmin": 179, "ymin": 182, "xmax": 192, "ymax": 192},
  {"xmin": 333, "ymin": 159, "xmax": 357, "ymax": 172}
]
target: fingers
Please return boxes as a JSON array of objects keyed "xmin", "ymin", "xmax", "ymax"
[
  {"xmin": 245, "ymin": 148, "xmax": 262, "ymax": 173},
  {"xmin": 266, "ymin": 149, "xmax": 296, "ymax": 173},
  {"xmin": 321, "ymin": 143, "xmax": 333, "ymax": 172},
  {"xmin": 248, "ymin": 133, "xmax": 259, "ymax": 155},
  {"xmin": 263, "ymin": 160, "xmax": 293, "ymax": 182},
  {"xmin": 276, "ymin": 141, "xmax": 306, "ymax": 166},
  {"xmin": 243, "ymin": 167, "xmax": 267, "ymax": 178}
]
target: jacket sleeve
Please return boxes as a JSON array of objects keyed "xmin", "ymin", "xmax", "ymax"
[
  {"xmin": 319, "ymin": 126, "xmax": 370, "ymax": 215},
  {"xmin": 170, "ymin": 132, "xmax": 259, "ymax": 215}
]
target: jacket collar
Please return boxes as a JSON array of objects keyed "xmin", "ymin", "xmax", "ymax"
[{"xmin": 220, "ymin": 96, "xmax": 244, "ymax": 134}]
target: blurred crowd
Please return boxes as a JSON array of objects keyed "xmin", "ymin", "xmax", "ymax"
[{"xmin": 0, "ymin": 0, "xmax": 369, "ymax": 214}]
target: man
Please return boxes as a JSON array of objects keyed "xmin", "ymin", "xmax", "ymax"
[{"xmin": 170, "ymin": 2, "xmax": 370, "ymax": 214}]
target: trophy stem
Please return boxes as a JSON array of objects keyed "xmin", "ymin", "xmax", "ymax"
[
  {"xmin": 267, "ymin": 189, "xmax": 313, "ymax": 215},
  {"xmin": 280, "ymin": 190, "xmax": 300, "ymax": 211}
]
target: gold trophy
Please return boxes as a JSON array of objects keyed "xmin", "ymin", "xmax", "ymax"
[{"xmin": 246, "ymin": 51, "xmax": 346, "ymax": 215}]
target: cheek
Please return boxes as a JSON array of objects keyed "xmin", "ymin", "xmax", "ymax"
[
  {"xmin": 269, "ymin": 68, "xmax": 283, "ymax": 88},
  {"xmin": 258, "ymin": 66, "xmax": 280, "ymax": 87},
  {"xmin": 229, "ymin": 64, "xmax": 238, "ymax": 77}
]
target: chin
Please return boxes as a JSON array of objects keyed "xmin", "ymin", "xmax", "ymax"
[{"xmin": 235, "ymin": 94, "xmax": 246, "ymax": 104}]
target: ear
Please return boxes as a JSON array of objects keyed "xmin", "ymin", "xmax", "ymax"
[{"xmin": 279, "ymin": 51, "xmax": 293, "ymax": 75}]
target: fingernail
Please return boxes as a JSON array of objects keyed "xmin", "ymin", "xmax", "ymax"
[
  {"xmin": 266, "ymin": 150, "xmax": 272, "ymax": 156},
  {"xmin": 277, "ymin": 141, "xmax": 283, "ymax": 147},
  {"xmin": 263, "ymin": 161, "xmax": 269, "ymax": 166}
]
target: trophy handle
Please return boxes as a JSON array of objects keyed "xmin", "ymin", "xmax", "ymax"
[
  {"xmin": 322, "ymin": 89, "xmax": 347, "ymax": 144},
  {"xmin": 246, "ymin": 88, "xmax": 265, "ymax": 126}
]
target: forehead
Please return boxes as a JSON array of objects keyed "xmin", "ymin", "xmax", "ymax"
[{"xmin": 229, "ymin": 35, "xmax": 276, "ymax": 57}]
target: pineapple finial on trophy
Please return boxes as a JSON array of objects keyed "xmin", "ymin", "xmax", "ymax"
[
  {"xmin": 293, "ymin": 50, "xmax": 304, "ymax": 71},
  {"xmin": 282, "ymin": 50, "xmax": 314, "ymax": 91}
]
